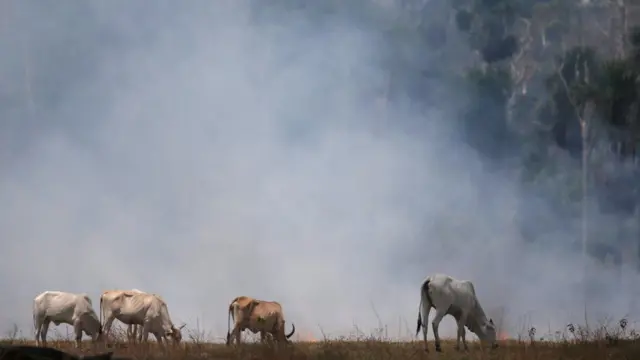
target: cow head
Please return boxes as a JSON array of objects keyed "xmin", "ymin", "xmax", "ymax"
[
  {"xmin": 245, "ymin": 299, "xmax": 260, "ymax": 314},
  {"xmin": 94, "ymin": 325, "xmax": 105, "ymax": 343},
  {"xmin": 480, "ymin": 318, "xmax": 498, "ymax": 348},
  {"xmin": 167, "ymin": 324, "xmax": 187, "ymax": 344},
  {"xmin": 235, "ymin": 299, "xmax": 260, "ymax": 324},
  {"xmin": 85, "ymin": 313, "xmax": 105, "ymax": 342}
]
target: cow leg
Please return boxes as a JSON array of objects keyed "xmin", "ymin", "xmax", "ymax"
[
  {"xmin": 126, "ymin": 324, "xmax": 133, "ymax": 343},
  {"xmin": 455, "ymin": 312, "xmax": 469, "ymax": 352},
  {"xmin": 131, "ymin": 325, "xmax": 139, "ymax": 344},
  {"xmin": 139, "ymin": 323, "xmax": 153, "ymax": 351},
  {"xmin": 73, "ymin": 320, "xmax": 83, "ymax": 349},
  {"xmin": 128, "ymin": 324, "xmax": 139, "ymax": 344},
  {"xmin": 141, "ymin": 323, "xmax": 151, "ymax": 343},
  {"xmin": 431, "ymin": 308, "xmax": 447, "ymax": 353},
  {"xmin": 136, "ymin": 325, "xmax": 143, "ymax": 344},
  {"xmin": 102, "ymin": 315, "xmax": 117, "ymax": 344},
  {"xmin": 34, "ymin": 316, "xmax": 44, "ymax": 346},
  {"xmin": 420, "ymin": 306, "xmax": 432, "ymax": 352},
  {"xmin": 152, "ymin": 332, "xmax": 164, "ymax": 346},
  {"xmin": 232, "ymin": 326, "xmax": 242, "ymax": 345},
  {"xmin": 39, "ymin": 320, "xmax": 51, "ymax": 347},
  {"xmin": 461, "ymin": 326, "xmax": 469, "ymax": 352},
  {"xmin": 260, "ymin": 330, "xmax": 269, "ymax": 345},
  {"xmin": 155, "ymin": 332, "xmax": 170, "ymax": 353},
  {"xmin": 136, "ymin": 325, "xmax": 142, "ymax": 344}
]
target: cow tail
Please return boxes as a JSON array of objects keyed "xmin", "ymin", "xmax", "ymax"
[
  {"xmin": 99, "ymin": 294, "xmax": 103, "ymax": 326},
  {"xmin": 226, "ymin": 302, "xmax": 234, "ymax": 344},
  {"xmin": 32, "ymin": 302, "xmax": 37, "ymax": 337},
  {"xmin": 416, "ymin": 279, "xmax": 431, "ymax": 336}
]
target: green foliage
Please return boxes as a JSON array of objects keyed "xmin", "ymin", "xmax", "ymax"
[
  {"xmin": 545, "ymin": 20, "xmax": 568, "ymax": 45},
  {"xmin": 629, "ymin": 26, "xmax": 640, "ymax": 62},
  {"xmin": 465, "ymin": 66, "xmax": 513, "ymax": 101},
  {"xmin": 481, "ymin": 35, "xmax": 519, "ymax": 63},
  {"xmin": 448, "ymin": 0, "xmax": 638, "ymax": 239},
  {"xmin": 461, "ymin": 66, "xmax": 515, "ymax": 159},
  {"xmin": 595, "ymin": 60, "xmax": 638, "ymax": 129},
  {"xmin": 557, "ymin": 47, "xmax": 601, "ymax": 100}
]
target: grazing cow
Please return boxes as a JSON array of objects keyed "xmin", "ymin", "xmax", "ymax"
[
  {"xmin": 126, "ymin": 289, "xmax": 146, "ymax": 343},
  {"xmin": 100, "ymin": 290, "xmax": 185, "ymax": 347},
  {"xmin": 33, "ymin": 291, "xmax": 103, "ymax": 349},
  {"xmin": 99, "ymin": 289, "xmax": 146, "ymax": 343},
  {"xmin": 100, "ymin": 290, "xmax": 134, "ymax": 343},
  {"xmin": 415, "ymin": 273, "xmax": 498, "ymax": 352},
  {"xmin": 0, "ymin": 344, "xmax": 113, "ymax": 360},
  {"xmin": 226, "ymin": 295, "xmax": 296, "ymax": 346},
  {"xmin": 104, "ymin": 289, "xmax": 157, "ymax": 343}
]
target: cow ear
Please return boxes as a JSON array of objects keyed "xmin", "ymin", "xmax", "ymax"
[{"xmin": 489, "ymin": 318, "xmax": 494, "ymax": 325}]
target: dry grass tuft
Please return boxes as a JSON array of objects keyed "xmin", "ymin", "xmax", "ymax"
[{"xmin": 3, "ymin": 320, "xmax": 640, "ymax": 360}]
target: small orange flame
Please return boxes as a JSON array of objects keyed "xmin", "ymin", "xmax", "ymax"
[{"xmin": 298, "ymin": 331, "xmax": 318, "ymax": 343}]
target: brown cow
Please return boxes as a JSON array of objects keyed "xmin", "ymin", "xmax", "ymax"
[{"xmin": 226, "ymin": 296, "xmax": 296, "ymax": 345}]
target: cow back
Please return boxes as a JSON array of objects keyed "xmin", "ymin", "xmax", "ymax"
[
  {"xmin": 114, "ymin": 293, "xmax": 152, "ymax": 313},
  {"xmin": 148, "ymin": 295, "xmax": 170, "ymax": 318},
  {"xmin": 81, "ymin": 294, "xmax": 93, "ymax": 306},
  {"xmin": 251, "ymin": 301, "xmax": 284, "ymax": 319},
  {"xmin": 34, "ymin": 292, "xmax": 82, "ymax": 315},
  {"xmin": 442, "ymin": 276, "xmax": 490, "ymax": 334},
  {"xmin": 231, "ymin": 296, "xmax": 255, "ymax": 308}
]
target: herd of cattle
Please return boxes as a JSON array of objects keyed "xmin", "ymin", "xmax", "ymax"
[{"xmin": 30, "ymin": 273, "xmax": 498, "ymax": 353}]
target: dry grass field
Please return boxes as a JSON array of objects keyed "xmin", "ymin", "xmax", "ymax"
[{"xmin": 2, "ymin": 325, "xmax": 640, "ymax": 360}]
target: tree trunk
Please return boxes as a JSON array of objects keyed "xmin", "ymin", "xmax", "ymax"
[{"xmin": 581, "ymin": 101, "xmax": 595, "ymax": 311}]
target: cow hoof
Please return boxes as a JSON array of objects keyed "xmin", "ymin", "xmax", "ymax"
[
  {"xmin": 435, "ymin": 346, "xmax": 443, "ymax": 353},
  {"xmin": 423, "ymin": 347, "xmax": 429, "ymax": 353}
]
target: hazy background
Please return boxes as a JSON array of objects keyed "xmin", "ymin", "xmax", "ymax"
[{"xmin": 0, "ymin": 0, "xmax": 638, "ymax": 342}]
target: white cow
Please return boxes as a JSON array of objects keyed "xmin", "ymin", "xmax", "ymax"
[
  {"xmin": 127, "ymin": 289, "xmax": 158, "ymax": 343},
  {"xmin": 100, "ymin": 289, "xmax": 148, "ymax": 343},
  {"xmin": 100, "ymin": 290, "xmax": 185, "ymax": 347},
  {"xmin": 415, "ymin": 273, "xmax": 498, "ymax": 352},
  {"xmin": 126, "ymin": 289, "xmax": 169, "ymax": 343},
  {"xmin": 33, "ymin": 291, "xmax": 103, "ymax": 348}
]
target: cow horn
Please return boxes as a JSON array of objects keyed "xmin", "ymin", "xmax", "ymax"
[
  {"xmin": 178, "ymin": 323, "xmax": 187, "ymax": 330},
  {"xmin": 286, "ymin": 323, "xmax": 296, "ymax": 339}
]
